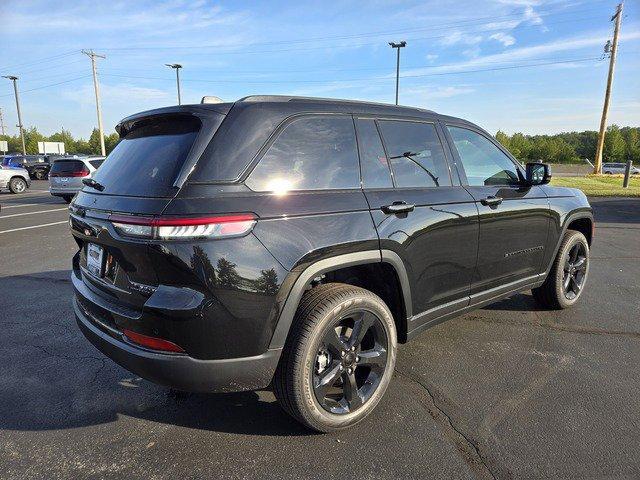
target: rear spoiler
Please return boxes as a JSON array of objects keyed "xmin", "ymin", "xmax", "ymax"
[{"xmin": 115, "ymin": 104, "xmax": 233, "ymax": 137}]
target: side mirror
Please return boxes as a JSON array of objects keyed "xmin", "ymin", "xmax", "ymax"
[{"xmin": 525, "ymin": 162, "xmax": 551, "ymax": 185}]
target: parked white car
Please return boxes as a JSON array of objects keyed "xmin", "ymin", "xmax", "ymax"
[
  {"xmin": 602, "ymin": 162, "xmax": 640, "ymax": 175},
  {"xmin": 0, "ymin": 165, "xmax": 31, "ymax": 194},
  {"xmin": 49, "ymin": 156, "xmax": 105, "ymax": 203}
]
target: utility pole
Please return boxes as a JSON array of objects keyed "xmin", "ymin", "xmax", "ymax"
[
  {"xmin": 0, "ymin": 107, "xmax": 5, "ymax": 136},
  {"xmin": 82, "ymin": 49, "xmax": 106, "ymax": 156},
  {"xmin": 2, "ymin": 75, "xmax": 26, "ymax": 155},
  {"xmin": 594, "ymin": 3, "xmax": 623, "ymax": 174},
  {"xmin": 165, "ymin": 64, "xmax": 183, "ymax": 105},
  {"xmin": 388, "ymin": 41, "xmax": 407, "ymax": 105}
]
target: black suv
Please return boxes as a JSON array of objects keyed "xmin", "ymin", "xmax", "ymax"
[
  {"xmin": 9, "ymin": 155, "xmax": 51, "ymax": 179},
  {"xmin": 70, "ymin": 96, "xmax": 593, "ymax": 432}
]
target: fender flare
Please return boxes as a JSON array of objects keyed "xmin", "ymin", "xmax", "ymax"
[
  {"xmin": 543, "ymin": 210, "xmax": 594, "ymax": 275},
  {"xmin": 268, "ymin": 249, "xmax": 412, "ymax": 349}
]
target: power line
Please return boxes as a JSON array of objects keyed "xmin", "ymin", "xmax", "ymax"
[
  {"xmin": 2, "ymin": 51, "xmax": 636, "ymax": 99},
  {"xmin": 10, "ymin": 58, "xmax": 87, "ymax": 77},
  {"xmin": 103, "ymin": 15, "xmax": 605, "ymax": 57},
  {"xmin": 100, "ymin": 51, "xmax": 634, "ymax": 78},
  {"xmin": 0, "ymin": 50, "xmax": 79, "ymax": 73},
  {"xmin": 97, "ymin": 6, "xmax": 605, "ymax": 52},
  {"xmin": 97, "ymin": 56, "xmax": 606, "ymax": 85},
  {"xmin": 0, "ymin": 75, "xmax": 92, "ymax": 98}
]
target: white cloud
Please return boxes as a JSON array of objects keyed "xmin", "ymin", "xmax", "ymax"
[
  {"xmin": 64, "ymin": 83, "xmax": 169, "ymax": 109},
  {"xmin": 523, "ymin": 5, "xmax": 543, "ymax": 25},
  {"xmin": 441, "ymin": 31, "xmax": 483, "ymax": 46},
  {"xmin": 489, "ymin": 32, "xmax": 516, "ymax": 47},
  {"xmin": 404, "ymin": 85, "xmax": 476, "ymax": 100},
  {"xmin": 403, "ymin": 29, "xmax": 640, "ymax": 77}
]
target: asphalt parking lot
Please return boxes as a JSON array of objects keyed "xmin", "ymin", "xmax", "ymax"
[{"xmin": 1, "ymin": 181, "xmax": 639, "ymax": 479}]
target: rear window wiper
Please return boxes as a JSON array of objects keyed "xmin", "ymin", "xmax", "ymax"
[
  {"xmin": 390, "ymin": 151, "xmax": 440, "ymax": 186},
  {"xmin": 82, "ymin": 178, "xmax": 105, "ymax": 192}
]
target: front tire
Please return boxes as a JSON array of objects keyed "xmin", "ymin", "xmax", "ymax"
[
  {"xmin": 62, "ymin": 195, "xmax": 73, "ymax": 204},
  {"xmin": 532, "ymin": 230, "xmax": 589, "ymax": 309},
  {"xmin": 9, "ymin": 177, "xmax": 27, "ymax": 194},
  {"xmin": 274, "ymin": 283, "xmax": 397, "ymax": 432}
]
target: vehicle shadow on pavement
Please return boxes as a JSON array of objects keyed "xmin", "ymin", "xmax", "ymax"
[
  {"xmin": 0, "ymin": 271, "xmax": 310, "ymax": 437},
  {"xmin": 481, "ymin": 292, "xmax": 543, "ymax": 312}
]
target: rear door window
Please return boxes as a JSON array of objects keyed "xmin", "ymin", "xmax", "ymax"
[
  {"xmin": 246, "ymin": 115, "xmax": 359, "ymax": 192},
  {"xmin": 356, "ymin": 119, "xmax": 393, "ymax": 189},
  {"xmin": 377, "ymin": 120, "xmax": 451, "ymax": 188},
  {"xmin": 91, "ymin": 116, "xmax": 201, "ymax": 197}
]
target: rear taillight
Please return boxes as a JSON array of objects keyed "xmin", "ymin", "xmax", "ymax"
[
  {"xmin": 109, "ymin": 213, "xmax": 257, "ymax": 240},
  {"xmin": 50, "ymin": 167, "xmax": 89, "ymax": 178},
  {"xmin": 123, "ymin": 329, "xmax": 185, "ymax": 353}
]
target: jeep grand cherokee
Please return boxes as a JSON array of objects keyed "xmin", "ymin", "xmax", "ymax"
[{"xmin": 70, "ymin": 96, "xmax": 593, "ymax": 432}]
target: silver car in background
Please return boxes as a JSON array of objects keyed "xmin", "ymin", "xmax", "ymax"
[
  {"xmin": 0, "ymin": 164, "xmax": 31, "ymax": 194},
  {"xmin": 602, "ymin": 162, "xmax": 640, "ymax": 175},
  {"xmin": 49, "ymin": 156, "xmax": 105, "ymax": 203}
]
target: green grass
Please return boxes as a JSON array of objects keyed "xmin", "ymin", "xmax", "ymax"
[{"xmin": 550, "ymin": 175, "xmax": 640, "ymax": 197}]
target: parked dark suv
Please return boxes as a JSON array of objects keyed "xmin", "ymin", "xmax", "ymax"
[{"xmin": 70, "ymin": 96, "xmax": 593, "ymax": 432}]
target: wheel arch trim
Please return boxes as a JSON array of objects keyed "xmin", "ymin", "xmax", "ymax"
[
  {"xmin": 544, "ymin": 210, "xmax": 593, "ymax": 275},
  {"xmin": 268, "ymin": 249, "xmax": 412, "ymax": 349}
]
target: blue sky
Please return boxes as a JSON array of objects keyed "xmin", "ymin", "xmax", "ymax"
[{"xmin": 0, "ymin": 0, "xmax": 638, "ymax": 139}]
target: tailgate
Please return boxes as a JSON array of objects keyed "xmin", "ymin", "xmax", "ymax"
[{"xmin": 70, "ymin": 193, "xmax": 173, "ymax": 311}]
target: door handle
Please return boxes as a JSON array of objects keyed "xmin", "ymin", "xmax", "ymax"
[
  {"xmin": 480, "ymin": 196, "xmax": 503, "ymax": 207},
  {"xmin": 381, "ymin": 202, "xmax": 415, "ymax": 215}
]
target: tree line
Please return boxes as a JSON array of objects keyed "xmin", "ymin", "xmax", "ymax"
[
  {"xmin": 496, "ymin": 125, "xmax": 639, "ymax": 164},
  {"xmin": 1, "ymin": 124, "xmax": 639, "ymax": 165},
  {"xmin": 0, "ymin": 127, "xmax": 120, "ymax": 156}
]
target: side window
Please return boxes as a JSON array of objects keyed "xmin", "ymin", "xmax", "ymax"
[
  {"xmin": 355, "ymin": 119, "xmax": 392, "ymax": 189},
  {"xmin": 377, "ymin": 120, "xmax": 451, "ymax": 188},
  {"xmin": 447, "ymin": 126, "xmax": 520, "ymax": 186},
  {"xmin": 246, "ymin": 116, "xmax": 359, "ymax": 192}
]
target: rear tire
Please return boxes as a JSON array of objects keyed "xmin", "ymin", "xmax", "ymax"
[
  {"xmin": 273, "ymin": 283, "xmax": 397, "ymax": 432},
  {"xmin": 34, "ymin": 170, "xmax": 45, "ymax": 180},
  {"xmin": 532, "ymin": 230, "xmax": 589, "ymax": 309},
  {"xmin": 9, "ymin": 177, "xmax": 27, "ymax": 194},
  {"xmin": 62, "ymin": 195, "xmax": 73, "ymax": 204}
]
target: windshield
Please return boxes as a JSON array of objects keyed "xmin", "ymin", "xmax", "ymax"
[{"xmin": 91, "ymin": 116, "xmax": 202, "ymax": 197}]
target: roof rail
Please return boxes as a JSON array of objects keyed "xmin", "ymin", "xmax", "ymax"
[{"xmin": 236, "ymin": 95, "xmax": 435, "ymax": 114}]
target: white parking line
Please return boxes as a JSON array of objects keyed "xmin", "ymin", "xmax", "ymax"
[
  {"xmin": 1, "ymin": 202, "xmax": 61, "ymax": 209},
  {"xmin": 0, "ymin": 207, "xmax": 68, "ymax": 219},
  {"xmin": 1, "ymin": 203, "xmax": 42, "ymax": 209},
  {"xmin": 0, "ymin": 220, "xmax": 68, "ymax": 234},
  {"xmin": 3, "ymin": 190, "xmax": 51, "ymax": 196}
]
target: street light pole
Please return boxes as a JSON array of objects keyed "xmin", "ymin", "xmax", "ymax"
[
  {"xmin": 388, "ymin": 41, "xmax": 407, "ymax": 105},
  {"xmin": 165, "ymin": 64, "xmax": 183, "ymax": 105},
  {"xmin": 2, "ymin": 75, "xmax": 26, "ymax": 155}
]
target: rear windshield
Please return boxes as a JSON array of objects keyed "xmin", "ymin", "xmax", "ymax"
[
  {"xmin": 91, "ymin": 116, "xmax": 201, "ymax": 197},
  {"xmin": 51, "ymin": 160, "xmax": 86, "ymax": 174}
]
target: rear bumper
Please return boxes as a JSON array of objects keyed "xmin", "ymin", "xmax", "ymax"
[
  {"xmin": 74, "ymin": 297, "xmax": 282, "ymax": 393},
  {"xmin": 50, "ymin": 186, "xmax": 80, "ymax": 196}
]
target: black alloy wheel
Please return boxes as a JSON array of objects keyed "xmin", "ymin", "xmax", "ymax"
[
  {"xmin": 562, "ymin": 242, "xmax": 588, "ymax": 300},
  {"xmin": 312, "ymin": 310, "xmax": 388, "ymax": 414}
]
